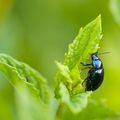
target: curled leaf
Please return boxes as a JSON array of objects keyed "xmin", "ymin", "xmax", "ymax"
[
  {"xmin": 0, "ymin": 53, "xmax": 49, "ymax": 103},
  {"xmin": 59, "ymin": 83, "xmax": 91, "ymax": 113}
]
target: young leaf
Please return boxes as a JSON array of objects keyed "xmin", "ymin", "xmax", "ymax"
[
  {"xmin": 55, "ymin": 15, "xmax": 102, "ymax": 113},
  {"xmin": 64, "ymin": 15, "xmax": 102, "ymax": 70},
  {"xmin": 59, "ymin": 83, "xmax": 91, "ymax": 113},
  {"xmin": 0, "ymin": 53, "xmax": 50, "ymax": 103}
]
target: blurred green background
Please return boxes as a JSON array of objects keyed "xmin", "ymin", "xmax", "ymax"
[{"xmin": 0, "ymin": 0, "xmax": 120, "ymax": 120}]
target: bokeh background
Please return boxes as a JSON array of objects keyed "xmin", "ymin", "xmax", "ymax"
[{"xmin": 0, "ymin": 0, "xmax": 120, "ymax": 120}]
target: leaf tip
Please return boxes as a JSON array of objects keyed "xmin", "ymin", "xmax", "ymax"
[
  {"xmin": 97, "ymin": 14, "xmax": 101, "ymax": 20},
  {"xmin": 96, "ymin": 14, "xmax": 102, "ymax": 26}
]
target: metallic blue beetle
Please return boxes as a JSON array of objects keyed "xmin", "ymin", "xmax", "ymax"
[{"xmin": 81, "ymin": 52, "xmax": 104, "ymax": 91}]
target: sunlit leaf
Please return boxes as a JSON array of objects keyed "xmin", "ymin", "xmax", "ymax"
[
  {"xmin": 0, "ymin": 53, "xmax": 50, "ymax": 103},
  {"xmin": 55, "ymin": 15, "xmax": 102, "ymax": 113},
  {"xmin": 64, "ymin": 15, "xmax": 102, "ymax": 70}
]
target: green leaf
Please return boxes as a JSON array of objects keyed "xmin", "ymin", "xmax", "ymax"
[
  {"xmin": 59, "ymin": 83, "xmax": 91, "ymax": 113},
  {"xmin": 15, "ymin": 86, "xmax": 54, "ymax": 120},
  {"xmin": 64, "ymin": 15, "xmax": 102, "ymax": 70},
  {"xmin": 55, "ymin": 15, "xmax": 102, "ymax": 113},
  {"xmin": 110, "ymin": 0, "xmax": 120, "ymax": 25},
  {"xmin": 0, "ymin": 54, "xmax": 56, "ymax": 120},
  {"xmin": 0, "ymin": 53, "xmax": 49, "ymax": 103},
  {"xmin": 63, "ymin": 100, "xmax": 120, "ymax": 120},
  {"xmin": 55, "ymin": 61, "xmax": 73, "ymax": 84}
]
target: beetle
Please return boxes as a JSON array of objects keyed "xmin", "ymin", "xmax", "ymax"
[{"xmin": 81, "ymin": 52, "xmax": 104, "ymax": 91}]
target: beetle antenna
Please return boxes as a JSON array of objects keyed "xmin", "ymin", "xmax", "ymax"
[{"xmin": 97, "ymin": 51, "xmax": 111, "ymax": 55}]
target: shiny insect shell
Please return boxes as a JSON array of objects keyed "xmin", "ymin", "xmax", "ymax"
[{"xmin": 81, "ymin": 53, "xmax": 104, "ymax": 91}]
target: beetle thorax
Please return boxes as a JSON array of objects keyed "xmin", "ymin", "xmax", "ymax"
[{"xmin": 92, "ymin": 59, "xmax": 102, "ymax": 69}]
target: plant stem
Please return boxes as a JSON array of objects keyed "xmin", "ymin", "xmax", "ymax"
[{"xmin": 56, "ymin": 103, "xmax": 65, "ymax": 120}]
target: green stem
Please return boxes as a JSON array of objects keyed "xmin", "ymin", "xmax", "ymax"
[{"xmin": 56, "ymin": 103, "xmax": 65, "ymax": 120}]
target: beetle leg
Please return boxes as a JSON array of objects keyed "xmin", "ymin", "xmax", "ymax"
[
  {"xmin": 82, "ymin": 67, "xmax": 91, "ymax": 70},
  {"xmin": 81, "ymin": 62, "xmax": 92, "ymax": 66},
  {"xmin": 82, "ymin": 78, "xmax": 87, "ymax": 86}
]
